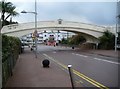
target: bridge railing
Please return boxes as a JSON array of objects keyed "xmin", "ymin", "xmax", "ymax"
[{"xmin": 1, "ymin": 21, "xmax": 107, "ymax": 34}]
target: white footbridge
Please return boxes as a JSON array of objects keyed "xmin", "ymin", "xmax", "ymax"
[{"xmin": 1, "ymin": 20, "xmax": 115, "ymax": 44}]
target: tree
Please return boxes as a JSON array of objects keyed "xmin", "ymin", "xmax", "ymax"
[
  {"xmin": 69, "ymin": 34, "xmax": 86, "ymax": 45},
  {"xmin": 99, "ymin": 30, "xmax": 115, "ymax": 49},
  {"xmin": 61, "ymin": 38, "xmax": 69, "ymax": 44},
  {"xmin": 0, "ymin": 0, "xmax": 19, "ymax": 27}
]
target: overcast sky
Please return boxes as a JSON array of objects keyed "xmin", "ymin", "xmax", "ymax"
[{"xmin": 7, "ymin": 0, "xmax": 119, "ymax": 26}]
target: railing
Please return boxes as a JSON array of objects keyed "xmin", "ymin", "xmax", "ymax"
[
  {"xmin": 1, "ymin": 20, "xmax": 106, "ymax": 34},
  {"xmin": 2, "ymin": 52, "xmax": 19, "ymax": 87}
]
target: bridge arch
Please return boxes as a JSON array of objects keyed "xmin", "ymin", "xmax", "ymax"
[{"xmin": 1, "ymin": 20, "xmax": 110, "ymax": 43}]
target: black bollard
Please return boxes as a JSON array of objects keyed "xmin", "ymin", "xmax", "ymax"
[
  {"xmin": 68, "ymin": 65, "xmax": 74, "ymax": 89},
  {"xmin": 42, "ymin": 59, "xmax": 50, "ymax": 68},
  {"xmin": 72, "ymin": 46, "xmax": 74, "ymax": 49},
  {"xmin": 31, "ymin": 47, "xmax": 33, "ymax": 51}
]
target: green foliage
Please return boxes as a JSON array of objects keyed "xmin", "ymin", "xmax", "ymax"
[
  {"xmin": 0, "ymin": 0, "xmax": 19, "ymax": 26},
  {"xmin": 99, "ymin": 30, "xmax": 115, "ymax": 49},
  {"xmin": 61, "ymin": 34, "xmax": 86, "ymax": 45},
  {"xmin": 69, "ymin": 34, "xmax": 86, "ymax": 45},
  {"xmin": 2, "ymin": 35, "xmax": 10, "ymax": 62},
  {"xmin": 117, "ymin": 32, "xmax": 120, "ymax": 44},
  {"xmin": 2, "ymin": 20, "xmax": 18, "ymax": 26},
  {"xmin": 2, "ymin": 34, "xmax": 21, "ymax": 86},
  {"xmin": 2, "ymin": 34, "xmax": 21, "ymax": 62},
  {"xmin": 61, "ymin": 38, "xmax": 69, "ymax": 44}
]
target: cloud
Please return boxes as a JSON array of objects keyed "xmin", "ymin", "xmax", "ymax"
[
  {"xmin": 62, "ymin": 15, "xmax": 94, "ymax": 24},
  {"xmin": 38, "ymin": 2, "xmax": 116, "ymax": 25},
  {"xmin": 6, "ymin": 1, "xmax": 117, "ymax": 26},
  {"xmin": 7, "ymin": 0, "xmax": 117, "ymax": 2}
]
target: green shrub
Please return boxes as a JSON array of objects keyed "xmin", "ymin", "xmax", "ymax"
[
  {"xmin": 99, "ymin": 30, "xmax": 115, "ymax": 49},
  {"xmin": 2, "ymin": 34, "xmax": 21, "ymax": 86},
  {"xmin": 2, "ymin": 34, "xmax": 21, "ymax": 62},
  {"xmin": 2, "ymin": 35, "xmax": 11, "ymax": 62}
]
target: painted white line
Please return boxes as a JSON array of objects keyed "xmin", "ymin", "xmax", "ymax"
[
  {"xmin": 72, "ymin": 53, "xmax": 75, "ymax": 55},
  {"xmin": 43, "ymin": 54, "xmax": 109, "ymax": 89},
  {"xmin": 53, "ymin": 51, "xmax": 56, "ymax": 53},
  {"xmin": 72, "ymin": 53, "xmax": 88, "ymax": 58},
  {"xmin": 72, "ymin": 53, "xmax": 119, "ymax": 65},
  {"xmin": 94, "ymin": 58, "xmax": 119, "ymax": 65},
  {"xmin": 76, "ymin": 54, "xmax": 88, "ymax": 58}
]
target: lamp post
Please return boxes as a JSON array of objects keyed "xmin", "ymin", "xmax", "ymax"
[
  {"xmin": 115, "ymin": 15, "xmax": 120, "ymax": 52},
  {"xmin": 21, "ymin": 0, "xmax": 37, "ymax": 58},
  {"xmin": 115, "ymin": 16, "xmax": 118, "ymax": 52},
  {"xmin": 115, "ymin": 1, "xmax": 120, "ymax": 52}
]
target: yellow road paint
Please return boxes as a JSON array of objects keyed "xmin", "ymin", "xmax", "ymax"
[{"xmin": 43, "ymin": 54, "xmax": 109, "ymax": 89}]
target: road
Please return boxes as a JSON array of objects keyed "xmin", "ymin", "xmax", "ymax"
[{"xmin": 37, "ymin": 45, "xmax": 119, "ymax": 88}]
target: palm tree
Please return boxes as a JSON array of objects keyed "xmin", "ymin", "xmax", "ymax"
[{"xmin": 0, "ymin": 0, "xmax": 19, "ymax": 27}]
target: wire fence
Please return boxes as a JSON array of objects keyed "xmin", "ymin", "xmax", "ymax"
[{"xmin": 2, "ymin": 53, "xmax": 19, "ymax": 87}]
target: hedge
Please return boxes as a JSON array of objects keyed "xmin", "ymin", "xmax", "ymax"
[{"xmin": 2, "ymin": 34, "xmax": 22, "ymax": 87}]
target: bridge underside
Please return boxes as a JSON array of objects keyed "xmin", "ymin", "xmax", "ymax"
[{"xmin": 3, "ymin": 27, "xmax": 101, "ymax": 44}]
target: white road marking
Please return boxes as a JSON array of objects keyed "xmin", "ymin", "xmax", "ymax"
[
  {"xmin": 53, "ymin": 51, "xmax": 56, "ymax": 53},
  {"xmin": 76, "ymin": 54, "xmax": 88, "ymax": 58},
  {"xmin": 94, "ymin": 58, "xmax": 119, "ymax": 65},
  {"xmin": 72, "ymin": 53, "xmax": 88, "ymax": 58},
  {"xmin": 43, "ymin": 53, "xmax": 109, "ymax": 88},
  {"xmin": 72, "ymin": 53, "xmax": 119, "ymax": 65},
  {"xmin": 72, "ymin": 53, "xmax": 75, "ymax": 55}
]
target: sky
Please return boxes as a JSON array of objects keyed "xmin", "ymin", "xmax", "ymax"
[{"xmin": 6, "ymin": 0, "xmax": 119, "ymax": 26}]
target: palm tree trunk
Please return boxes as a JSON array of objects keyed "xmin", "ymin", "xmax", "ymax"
[
  {"xmin": 5, "ymin": 14, "xmax": 11, "ymax": 21},
  {"xmin": 2, "ymin": 11, "xmax": 5, "ymax": 27},
  {"xmin": 1, "ymin": 1, "xmax": 5, "ymax": 27}
]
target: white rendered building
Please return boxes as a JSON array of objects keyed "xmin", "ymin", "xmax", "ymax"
[{"xmin": 20, "ymin": 31, "xmax": 75, "ymax": 44}]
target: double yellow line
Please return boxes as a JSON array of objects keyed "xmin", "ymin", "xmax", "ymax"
[{"xmin": 43, "ymin": 54, "xmax": 109, "ymax": 89}]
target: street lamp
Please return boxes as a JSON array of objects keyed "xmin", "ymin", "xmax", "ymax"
[
  {"xmin": 21, "ymin": 0, "xmax": 37, "ymax": 58},
  {"xmin": 21, "ymin": 10, "xmax": 37, "ymax": 14},
  {"xmin": 115, "ymin": 0, "xmax": 120, "ymax": 52},
  {"xmin": 115, "ymin": 16, "xmax": 118, "ymax": 52},
  {"xmin": 115, "ymin": 15, "xmax": 120, "ymax": 52}
]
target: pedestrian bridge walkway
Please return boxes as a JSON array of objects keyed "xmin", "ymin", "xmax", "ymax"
[{"xmin": 1, "ymin": 20, "xmax": 115, "ymax": 44}]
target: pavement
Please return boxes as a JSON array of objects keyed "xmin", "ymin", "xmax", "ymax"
[
  {"xmin": 5, "ymin": 47, "xmax": 119, "ymax": 87},
  {"xmin": 5, "ymin": 48, "xmax": 71, "ymax": 87}
]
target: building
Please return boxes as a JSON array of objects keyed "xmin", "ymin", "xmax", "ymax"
[{"xmin": 20, "ymin": 30, "xmax": 75, "ymax": 45}]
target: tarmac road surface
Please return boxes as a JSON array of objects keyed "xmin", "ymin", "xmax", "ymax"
[{"xmin": 5, "ymin": 45, "xmax": 119, "ymax": 88}]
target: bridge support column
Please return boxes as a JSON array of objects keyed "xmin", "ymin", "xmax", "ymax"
[{"xmin": 96, "ymin": 43, "xmax": 99, "ymax": 49}]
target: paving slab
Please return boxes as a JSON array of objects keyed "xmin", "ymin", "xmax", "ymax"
[{"xmin": 5, "ymin": 49, "xmax": 71, "ymax": 87}]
